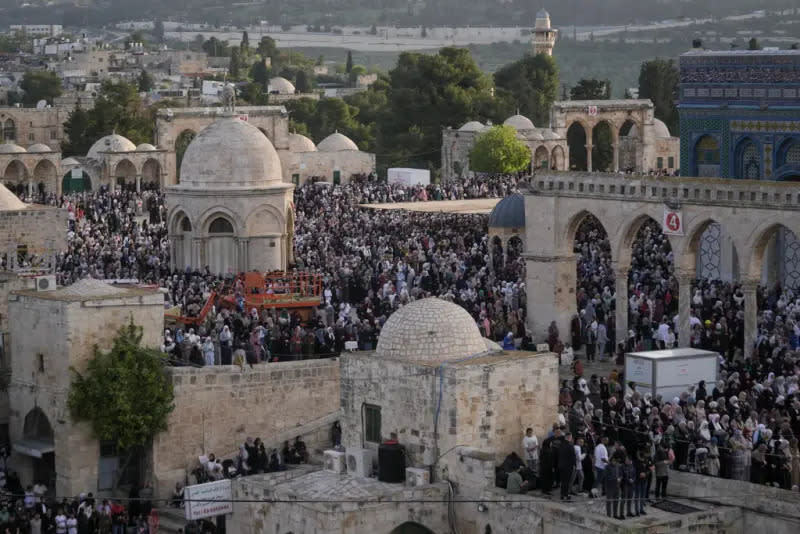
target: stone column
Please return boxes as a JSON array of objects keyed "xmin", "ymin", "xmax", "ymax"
[
  {"xmin": 677, "ymin": 270, "xmax": 693, "ymax": 348},
  {"xmin": 525, "ymin": 253, "xmax": 577, "ymax": 343},
  {"xmin": 585, "ymin": 143, "xmax": 593, "ymax": 172},
  {"xmin": 742, "ymin": 279, "xmax": 758, "ymax": 359},
  {"xmin": 192, "ymin": 237, "xmax": 204, "ymax": 270},
  {"xmin": 238, "ymin": 238, "xmax": 250, "ymax": 272},
  {"xmin": 171, "ymin": 235, "xmax": 182, "ymax": 270},
  {"xmin": 615, "ymin": 267, "xmax": 628, "ymax": 350},
  {"xmin": 135, "ymin": 175, "xmax": 142, "ymax": 193},
  {"xmin": 612, "ymin": 143, "xmax": 619, "ymax": 172}
]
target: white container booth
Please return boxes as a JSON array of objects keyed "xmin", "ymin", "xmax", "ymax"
[{"xmin": 625, "ymin": 348, "xmax": 719, "ymax": 401}]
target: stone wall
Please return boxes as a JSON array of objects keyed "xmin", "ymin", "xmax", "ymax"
[
  {"xmin": 280, "ymin": 150, "xmax": 376, "ymax": 185},
  {"xmin": 152, "ymin": 359, "xmax": 340, "ymax": 497},
  {"xmin": 0, "ymin": 107, "xmax": 69, "ymax": 150},
  {"xmin": 0, "ymin": 207, "xmax": 67, "ymax": 260}
]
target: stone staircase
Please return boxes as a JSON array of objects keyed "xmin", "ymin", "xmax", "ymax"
[{"xmin": 156, "ymin": 506, "xmax": 187, "ymax": 534}]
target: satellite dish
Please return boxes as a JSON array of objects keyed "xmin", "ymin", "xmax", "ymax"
[{"xmin": 36, "ymin": 99, "xmax": 47, "ymax": 109}]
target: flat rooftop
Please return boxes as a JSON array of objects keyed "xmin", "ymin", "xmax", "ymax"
[{"xmin": 359, "ymin": 198, "xmax": 499, "ymax": 215}]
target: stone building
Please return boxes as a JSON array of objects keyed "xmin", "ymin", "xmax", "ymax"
[
  {"xmin": 282, "ymin": 131, "xmax": 376, "ymax": 185},
  {"xmin": 1, "ymin": 142, "xmax": 63, "ymax": 196},
  {"xmin": 679, "ymin": 49, "xmax": 800, "ymax": 180},
  {"xmin": 620, "ymin": 119, "xmax": 680, "ymax": 173},
  {"xmin": 6, "ymin": 279, "xmax": 163, "ymax": 497},
  {"xmin": 79, "ymin": 134, "xmax": 167, "ymax": 191},
  {"xmin": 0, "ymin": 107, "xmax": 69, "ymax": 151},
  {"xmin": 165, "ymin": 115, "xmax": 295, "ymax": 274},
  {"xmin": 532, "ymin": 8, "xmax": 558, "ymax": 56},
  {"xmin": 441, "ymin": 113, "xmax": 568, "ymax": 182}
]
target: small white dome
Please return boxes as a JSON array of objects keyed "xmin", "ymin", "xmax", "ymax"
[
  {"xmin": 526, "ymin": 130, "xmax": 544, "ymax": 141},
  {"xmin": 317, "ymin": 132, "xmax": 359, "ymax": 152},
  {"xmin": 0, "ymin": 182, "xmax": 26, "ymax": 211},
  {"xmin": 61, "ymin": 157, "xmax": 80, "ymax": 167},
  {"xmin": 376, "ymin": 297, "xmax": 490, "ymax": 365},
  {"xmin": 268, "ymin": 76, "xmax": 296, "ymax": 95},
  {"xmin": 541, "ymin": 129, "xmax": 560, "ymax": 140},
  {"xmin": 459, "ymin": 121, "xmax": 485, "ymax": 132},
  {"xmin": 87, "ymin": 134, "xmax": 136, "ymax": 159},
  {"xmin": 535, "ymin": 9, "xmax": 552, "ymax": 30},
  {"xmin": 0, "ymin": 142, "xmax": 26, "ymax": 154},
  {"xmin": 288, "ymin": 133, "xmax": 317, "ymax": 153},
  {"xmin": 504, "ymin": 114, "xmax": 535, "ymax": 130},
  {"xmin": 27, "ymin": 143, "xmax": 52, "ymax": 153},
  {"xmin": 178, "ymin": 116, "xmax": 283, "ymax": 189},
  {"xmin": 653, "ymin": 119, "xmax": 672, "ymax": 138},
  {"xmin": 136, "ymin": 143, "xmax": 157, "ymax": 151}
]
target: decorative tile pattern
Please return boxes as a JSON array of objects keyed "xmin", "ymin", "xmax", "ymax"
[
  {"xmin": 699, "ymin": 223, "xmax": 722, "ymax": 280},
  {"xmin": 783, "ymin": 230, "xmax": 800, "ymax": 290}
]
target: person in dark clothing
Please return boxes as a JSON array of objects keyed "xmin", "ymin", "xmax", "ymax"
[
  {"xmin": 621, "ymin": 454, "xmax": 637, "ymax": 518},
  {"xmin": 558, "ymin": 433, "xmax": 577, "ymax": 501},
  {"xmin": 539, "ymin": 432, "xmax": 556, "ymax": 495},
  {"xmin": 604, "ymin": 457, "xmax": 623, "ymax": 519}
]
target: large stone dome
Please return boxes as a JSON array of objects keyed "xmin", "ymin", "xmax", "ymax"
[
  {"xmin": 27, "ymin": 143, "xmax": 52, "ymax": 153},
  {"xmin": 87, "ymin": 134, "xmax": 136, "ymax": 159},
  {"xmin": 179, "ymin": 116, "xmax": 283, "ymax": 189},
  {"xmin": 268, "ymin": 76, "xmax": 296, "ymax": 95},
  {"xmin": 504, "ymin": 114, "xmax": 535, "ymax": 130},
  {"xmin": 288, "ymin": 133, "xmax": 317, "ymax": 153},
  {"xmin": 628, "ymin": 119, "xmax": 672, "ymax": 139},
  {"xmin": 0, "ymin": 183, "xmax": 25, "ymax": 211},
  {"xmin": 489, "ymin": 193, "xmax": 525, "ymax": 229},
  {"xmin": 376, "ymin": 298, "xmax": 488, "ymax": 365},
  {"xmin": 317, "ymin": 132, "xmax": 359, "ymax": 152}
]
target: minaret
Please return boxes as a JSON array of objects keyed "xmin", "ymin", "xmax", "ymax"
[{"xmin": 533, "ymin": 8, "xmax": 558, "ymax": 56}]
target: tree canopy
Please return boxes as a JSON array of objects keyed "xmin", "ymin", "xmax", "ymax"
[
  {"xmin": 19, "ymin": 70, "xmax": 62, "ymax": 106},
  {"xmin": 285, "ymin": 97, "xmax": 374, "ymax": 151},
  {"xmin": 469, "ymin": 125, "xmax": 531, "ymax": 174},
  {"xmin": 493, "ymin": 53, "xmax": 559, "ymax": 127},
  {"xmin": 570, "ymin": 78, "xmax": 611, "ymax": 100},
  {"xmin": 638, "ymin": 59, "xmax": 679, "ymax": 135},
  {"xmin": 68, "ymin": 322, "xmax": 174, "ymax": 451}
]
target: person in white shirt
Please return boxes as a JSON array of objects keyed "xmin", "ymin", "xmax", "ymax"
[
  {"xmin": 594, "ymin": 435, "xmax": 610, "ymax": 494},
  {"xmin": 55, "ymin": 512, "xmax": 67, "ymax": 534},
  {"xmin": 656, "ymin": 318, "xmax": 670, "ymax": 349},
  {"xmin": 522, "ymin": 428, "xmax": 539, "ymax": 474},
  {"xmin": 66, "ymin": 513, "xmax": 78, "ymax": 534},
  {"xmin": 571, "ymin": 435, "xmax": 587, "ymax": 494}
]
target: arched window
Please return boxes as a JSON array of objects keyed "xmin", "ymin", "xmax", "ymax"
[
  {"xmin": 208, "ymin": 217, "xmax": 234, "ymax": 234},
  {"xmin": 181, "ymin": 217, "xmax": 192, "ymax": 232},
  {"xmin": 786, "ymin": 142, "xmax": 800, "ymax": 166},
  {"xmin": 694, "ymin": 135, "xmax": 720, "ymax": 177},
  {"xmin": 2, "ymin": 118, "xmax": 16, "ymax": 141},
  {"xmin": 736, "ymin": 140, "xmax": 760, "ymax": 179}
]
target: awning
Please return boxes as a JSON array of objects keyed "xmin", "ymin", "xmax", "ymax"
[{"xmin": 13, "ymin": 439, "xmax": 55, "ymax": 459}]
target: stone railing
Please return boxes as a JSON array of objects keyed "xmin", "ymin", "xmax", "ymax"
[{"xmin": 529, "ymin": 171, "xmax": 800, "ymax": 211}]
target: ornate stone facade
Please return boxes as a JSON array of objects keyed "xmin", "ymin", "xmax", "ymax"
[{"xmin": 1, "ymin": 143, "xmax": 64, "ymax": 196}]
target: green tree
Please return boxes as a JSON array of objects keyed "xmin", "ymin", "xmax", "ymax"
[
  {"xmin": 349, "ymin": 65, "xmax": 367, "ymax": 86},
  {"xmin": 250, "ymin": 60, "xmax": 270, "ymax": 86},
  {"xmin": 241, "ymin": 30, "xmax": 250, "ymax": 53},
  {"xmin": 19, "ymin": 70, "xmax": 62, "ymax": 106},
  {"xmin": 469, "ymin": 125, "xmax": 531, "ymax": 174},
  {"xmin": 240, "ymin": 82, "xmax": 269, "ymax": 105},
  {"xmin": 570, "ymin": 78, "xmax": 611, "ymax": 100},
  {"xmin": 257, "ymin": 36, "xmax": 277, "ymax": 58},
  {"xmin": 638, "ymin": 58, "xmax": 679, "ymax": 135},
  {"xmin": 494, "ymin": 53, "xmax": 559, "ymax": 127},
  {"xmin": 61, "ymin": 104, "xmax": 92, "ymax": 157},
  {"xmin": 346, "ymin": 50, "xmax": 354, "ymax": 73},
  {"xmin": 229, "ymin": 47, "xmax": 242, "ymax": 78},
  {"xmin": 137, "ymin": 70, "xmax": 154, "ymax": 92},
  {"xmin": 68, "ymin": 322, "xmax": 174, "ymax": 484},
  {"xmin": 295, "ymin": 70, "xmax": 311, "ymax": 93},
  {"xmin": 748, "ymin": 37, "xmax": 761, "ymax": 50},
  {"xmin": 202, "ymin": 37, "xmax": 229, "ymax": 57}
]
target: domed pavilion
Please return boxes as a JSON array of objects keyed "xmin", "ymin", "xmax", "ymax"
[{"xmin": 165, "ymin": 115, "xmax": 295, "ymax": 275}]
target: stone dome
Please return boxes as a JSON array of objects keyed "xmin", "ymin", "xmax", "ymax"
[
  {"xmin": 27, "ymin": 143, "xmax": 51, "ymax": 153},
  {"xmin": 535, "ymin": 9, "xmax": 551, "ymax": 29},
  {"xmin": 288, "ymin": 133, "xmax": 317, "ymax": 153},
  {"xmin": 459, "ymin": 121, "xmax": 485, "ymax": 132},
  {"xmin": 0, "ymin": 142, "xmax": 26, "ymax": 154},
  {"xmin": 504, "ymin": 114, "xmax": 535, "ymax": 130},
  {"xmin": 628, "ymin": 119, "xmax": 671, "ymax": 139},
  {"xmin": 61, "ymin": 157, "xmax": 80, "ymax": 166},
  {"xmin": 179, "ymin": 116, "xmax": 283, "ymax": 189},
  {"xmin": 317, "ymin": 132, "xmax": 359, "ymax": 152},
  {"xmin": 541, "ymin": 129, "xmax": 560, "ymax": 140},
  {"xmin": 87, "ymin": 134, "xmax": 136, "ymax": 159},
  {"xmin": 376, "ymin": 297, "xmax": 489, "ymax": 364},
  {"xmin": 268, "ymin": 76, "xmax": 296, "ymax": 95},
  {"xmin": 0, "ymin": 183, "xmax": 25, "ymax": 211},
  {"xmin": 136, "ymin": 143, "xmax": 157, "ymax": 151},
  {"xmin": 489, "ymin": 193, "xmax": 525, "ymax": 228},
  {"xmin": 526, "ymin": 130, "xmax": 544, "ymax": 141}
]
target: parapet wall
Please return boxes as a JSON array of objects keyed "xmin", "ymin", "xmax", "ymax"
[{"xmin": 152, "ymin": 358, "xmax": 340, "ymax": 497}]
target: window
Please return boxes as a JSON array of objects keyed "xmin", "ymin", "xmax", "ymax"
[
  {"xmin": 180, "ymin": 217, "xmax": 192, "ymax": 232},
  {"xmin": 739, "ymin": 142, "xmax": 760, "ymax": 179},
  {"xmin": 696, "ymin": 136, "xmax": 720, "ymax": 164},
  {"xmin": 28, "ymin": 133, "xmax": 35, "ymax": 141},
  {"xmin": 37, "ymin": 353, "xmax": 44, "ymax": 373},
  {"xmin": 668, "ymin": 156, "xmax": 674, "ymax": 169},
  {"xmin": 208, "ymin": 217, "xmax": 234, "ymax": 233},
  {"xmin": 787, "ymin": 143, "xmax": 800, "ymax": 165},
  {"xmin": 50, "ymin": 130, "xmax": 57, "ymax": 140},
  {"xmin": 364, "ymin": 404, "xmax": 381, "ymax": 443},
  {"xmin": 657, "ymin": 157, "xmax": 663, "ymax": 169}
]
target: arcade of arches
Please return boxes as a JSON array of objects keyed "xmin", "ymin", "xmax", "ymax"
[{"xmin": 525, "ymin": 172, "xmax": 800, "ymax": 359}]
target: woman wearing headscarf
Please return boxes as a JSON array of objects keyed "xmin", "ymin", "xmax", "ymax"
[
  {"xmin": 202, "ymin": 337, "xmax": 215, "ymax": 366},
  {"xmin": 730, "ymin": 429, "xmax": 751, "ymax": 482},
  {"xmin": 751, "ymin": 442, "xmax": 768, "ymax": 484}
]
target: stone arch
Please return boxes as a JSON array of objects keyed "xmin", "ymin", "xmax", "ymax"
[
  {"xmin": 619, "ymin": 119, "xmax": 637, "ymax": 138},
  {"xmin": 734, "ymin": 136, "xmax": 760, "ymax": 180},
  {"xmin": 23, "ymin": 407, "xmax": 53, "ymax": 441},
  {"xmin": 141, "ymin": 158, "xmax": 161, "ymax": 188},
  {"xmin": 564, "ymin": 208, "xmax": 612, "ymax": 256},
  {"xmin": 507, "ymin": 234, "xmax": 524, "ymax": 264},
  {"xmin": 693, "ymin": 134, "xmax": 720, "ymax": 177},
  {"xmin": 33, "ymin": 159, "xmax": 58, "ymax": 195},
  {"xmin": 534, "ymin": 145, "xmax": 549, "ymax": 169},
  {"xmin": 197, "ymin": 206, "xmax": 244, "ymax": 237},
  {"xmin": 175, "ymin": 129, "xmax": 197, "ymax": 183},
  {"xmin": 246, "ymin": 205, "xmax": 283, "ymax": 236},
  {"xmin": 388, "ymin": 522, "xmax": 436, "ymax": 534},
  {"xmin": 208, "ymin": 216, "xmax": 235, "ymax": 234},
  {"xmin": 114, "ymin": 159, "xmax": 137, "ymax": 189},
  {"xmin": 61, "ymin": 168, "xmax": 92, "ymax": 193},
  {"xmin": 618, "ymin": 119, "xmax": 639, "ymax": 172},
  {"xmin": 3, "ymin": 159, "xmax": 29, "ymax": 195},
  {"xmin": 615, "ymin": 210, "xmax": 673, "ymax": 271},
  {"xmin": 285, "ymin": 206, "xmax": 295, "ymax": 266},
  {"xmin": 169, "ymin": 209, "xmax": 194, "ymax": 270},
  {"xmin": 776, "ymin": 137, "xmax": 800, "ymax": 168},
  {"xmin": 2, "ymin": 117, "xmax": 16, "ymax": 141},
  {"xmin": 744, "ymin": 220, "xmax": 800, "ymax": 288},
  {"xmin": 591, "ymin": 120, "xmax": 615, "ymax": 172},
  {"xmin": 204, "ymin": 213, "xmax": 239, "ymax": 275},
  {"xmin": 551, "ymin": 145, "xmax": 565, "ymax": 170},
  {"xmin": 679, "ymin": 215, "xmax": 740, "ymax": 281},
  {"xmin": 566, "ymin": 121, "xmax": 588, "ymax": 171}
]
